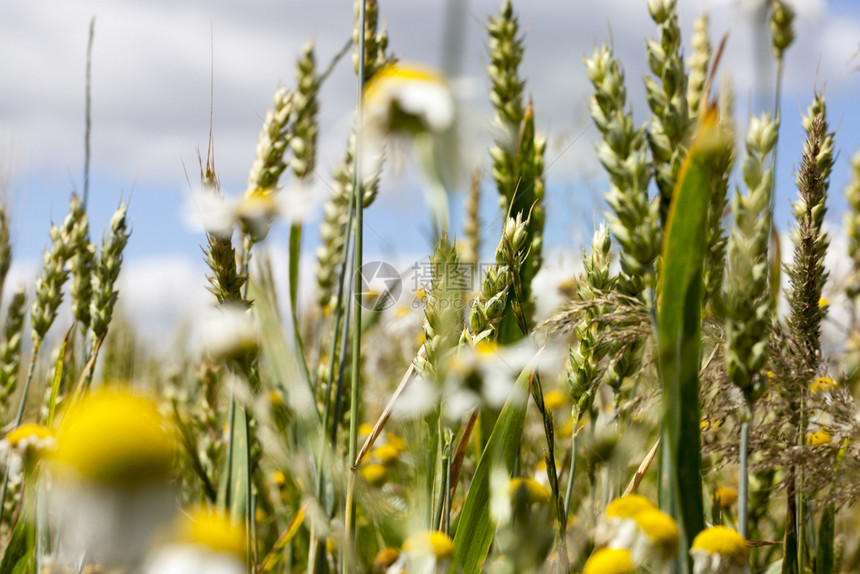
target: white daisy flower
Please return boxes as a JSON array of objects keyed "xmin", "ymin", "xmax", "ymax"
[
  {"xmin": 50, "ymin": 390, "xmax": 178, "ymax": 570},
  {"xmin": 361, "ymin": 62, "xmax": 461, "ymax": 231},
  {"xmin": 594, "ymin": 495, "xmax": 679, "ymax": 566},
  {"xmin": 198, "ymin": 303, "xmax": 260, "ymax": 361},
  {"xmin": 183, "ymin": 185, "xmax": 316, "ymax": 241},
  {"xmin": 690, "ymin": 526, "xmax": 751, "ymax": 574},
  {"xmin": 143, "ymin": 509, "xmax": 246, "ymax": 574},
  {"xmin": 0, "ymin": 423, "xmax": 56, "ymax": 476}
]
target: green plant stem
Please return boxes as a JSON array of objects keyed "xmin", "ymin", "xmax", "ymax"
[
  {"xmin": 739, "ymin": 417, "xmax": 751, "ymax": 538},
  {"xmin": 289, "ymin": 224, "xmax": 312, "ymax": 387},
  {"xmin": 343, "ymin": 0, "xmax": 366, "ymax": 567},
  {"xmin": 564, "ymin": 420, "xmax": 578, "ymax": 521},
  {"xmin": 0, "ymin": 341, "xmax": 40, "ymax": 527},
  {"xmin": 434, "ymin": 453, "xmax": 450, "ymax": 531}
]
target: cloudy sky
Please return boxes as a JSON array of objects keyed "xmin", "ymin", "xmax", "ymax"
[{"xmin": 1, "ymin": 0, "xmax": 859, "ymax": 339}]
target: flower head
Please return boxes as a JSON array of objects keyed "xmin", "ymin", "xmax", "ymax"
[
  {"xmin": 595, "ymin": 495, "xmax": 679, "ymax": 565},
  {"xmin": 54, "ymin": 390, "xmax": 175, "ymax": 486},
  {"xmin": 806, "ymin": 429, "xmax": 832, "ymax": 446},
  {"xmin": 713, "ymin": 486, "xmax": 738, "ymax": 508},
  {"xmin": 810, "ymin": 376, "xmax": 838, "ymax": 394},
  {"xmin": 363, "ymin": 63, "xmax": 455, "ymax": 138},
  {"xmin": 402, "ymin": 530, "xmax": 454, "ymax": 559},
  {"xmin": 143, "ymin": 509, "xmax": 245, "ymax": 574},
  {"xmin": 508, "ymin": 477, "xmax": 550, "ymax": 505},
  {"xmin": 0, "ymin": 423, "xmax": 56, "ymax": 475},
  {"xmin": 583, "ymin": 548, "xmax": 635, "ymax": 574},
  {"xmin": 690, "ymin": 526, "xmax": 750, "ymax": 574}
]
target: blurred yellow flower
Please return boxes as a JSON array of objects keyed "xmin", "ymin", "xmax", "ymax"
[
  {"xmin": 7, "ymin": 423, "xmax": 53, "ymax": 447},
  {"xmin": 54, "ymin": 390, "xmax": 175, "ymax": 485},
  {"xmin": 543, "ymin": 390, "xmax": 567, "ymax": 411},
  {"xmin": 806, "ymin": 430, "xmax": 832, "ymax": 446},
  {"xmin": 713, "ymin": 486, "xmax": 739, "ymax": 508},
  {"xmin": 810, "ymin": 376, "xmax": 838, "ymax": 393},
  {"xmin": 583, "ymin": 548, "xmax": 634, "ymax": 574},
  {"xmin": 360, "ymin": 463, "xmax": 387, "ymax": 486},
  {"xmin": 179, "ymin": 509, "xmax": 245, "ymax": 558},
  {"xmin": 508, "ymin": 477, "xmax": 550, "ymax": 505},
  {"xmin": 690, "ymin": 526, "xmax": 749, "ymax": 573},
  {"xmin": 402, "ymin": 530, "xmax": 454, "ymax": 559},
  {"xmin": 375, "ymin": 443, "xmax": 400, "ymax": 465}
]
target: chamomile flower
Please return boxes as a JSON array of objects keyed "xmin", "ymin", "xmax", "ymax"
[
  {"xmin": 198, "ymin": 303, "xmax": 260, "ymax": 361},
  {"xmin": 361, "ymin": 62, "xmax": 460, "ymax": 231},
  {"xmin": 713, "ymin": 486, "xmax": 739, "ymax": 508},
  {"xmin": 806, "ymin": 429, "xmax": 832, "ymax": 446},
  {"xmin": 690, "ymin": 526, "xmax": 750, "ymax": 574},
  {"xmin": 50, "ymin": 390, "xmax": 178, "ymax": 569},
  {"xmin": 508, "ymin": 477, "xmax": 550, "ymax": 505},
  {"xmin": 583, "ymin": 547, "xmax": 635, "ymax": 574},
  {"xmin": 387, "ymin": 530, "xmax": 454, "ymax": 574},
  {"xmin": 594, "ymin": 495, "xmax": 679, "ymax": 566},
  {"xmin": 183, "ymin": 185, "xmax": 315, "ymax": 241},
  {"xmin": 0, "ymin": 423, "xmax": 55, "ymax": 475},
  {"xmin": 144, "ymin": 509, "xmax": 245, "ymax": 574}
]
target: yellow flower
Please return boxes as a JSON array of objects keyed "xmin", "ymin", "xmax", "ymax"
[
  {"xmin": 177, "ymin": 508, "xmax": 245, "ymax": 558},
  {"xmin": 596, "ymin": 495, "xmax": 680, "ymax": 565},
  {"xmin": 558, "ymin": 418, "xmax": 575, "ymax": 438},
  {"xmin": 810, "ymin": 376, "xmax": 838, "ymax": 393},
  {"xmin": 268, "ymin": 390, "xmax": 284, "ymax": 406},
  {"xmin": 1, "ymin": 423, "xmax": 56, "ymax": 474},
  {"xmin": 544, "ymin": 390, "xmax": 567, "ymax": 411},
  {"xmin": 6, "ymin": 423, "xmax": 53, "ymax": 447},
  {"xmin": 375, "ymin": 443, "xmax": 401, "ymax": 465},
  {"xmin": 54, "ymin": 390, "xmax": 175, "ymax": 485},
  {"xmin": 583, "ymin": 548, "xmax": 635, "ymax": 574},
  {"xmin": 402, "ymin": 531, "xmax": 454, "ymax": 559},
  {"xmin": 631, "ymin": 508, "xmax": 679, "ymax": 560},
  {"xmin": 374, "ymin": 547, "xmax": 400, "ymax": 571},
  {"xmin": 818, "ymin": 297, "xmax": 829, "ymax": 308},
  {"xmin": 690, "ymin": 526, "xmax": 749, "ymax": 573},
  {"xmin": 272, "ymin": 471, "xmax": 287, "ymax": 486},
  {"xmin": 508, "ymin": 477, "xmax": 550, "ymax": 505},
  {"xmin": 806, "ymin": 430, "xmax": 832, "ymax": 446},
  {"xmin": 713, "ymin": 486, "xmax": 739, "ymax": 508},
  {"xmin": 360, "ymin": 463, "xmax": 387, "ymax": 486},
  {"xmin": 386, "ymin": 432, "xmax": 407, "ymax": 453},
  {"xmin": 358, "ymin": 423, "xmax": 374, "ymax": 438},
  {"xmin": 605, "ymin": 494, "xmax": 654, "ymax": 519},
  {"xmin": 363, "ymin": 63, "xmax": 454, "ymax": 137}
]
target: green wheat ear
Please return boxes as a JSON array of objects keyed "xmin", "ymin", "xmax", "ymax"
[
  {"xmin": 645, "ymin": 0, "xmax": 692, "ymax": 228},
  {"xmin": 725, "ymin": 113, "xmax": 778, "ymax": 403}
]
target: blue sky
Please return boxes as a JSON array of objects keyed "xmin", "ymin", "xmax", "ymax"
[{"xmin": 1, "ymin": 0, "xmax": 859, "ymax": 337}]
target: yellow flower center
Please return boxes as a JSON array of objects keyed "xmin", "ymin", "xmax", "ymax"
[
  {"xmin": 54, "ymin": 390, "xmax": 175, "ymax": 485},
  {"xmin": 810, "ymin": 376, "xmax": 838, "ymax": 393},
  {"xmin": 508, "ymin": 477, "xmax": 550, "ymax": 505},
  {"xmin": 713, "ymin": 486, "xmax": 739, "ymax": 508},
  {"xmin": 180, "ymin": 509, "xmax": 245, "ymax": 558},
  {"xmin": 543, "ymin": 390, "xmax": 567, "ymax": 411},
  {"xmin": 272, "ymin": 471, "xmax": 287, "ymax": 486},
  {"xmin": 691, "ymin": 526, "xmax": 748, "ymax": 562},
  {"xmin": 375, "ymin": 443, "xmax": 401, "ymax": 465},
  {"xmin": 806, "ymin": 430, "xmax": 832, "ymax": 446},
  {"xmin": 6, "ymin": 423, "xmax": 53, "ymax": 447},
  {"xmin": 632, "ymin": 508, "xmax": 680, "ymax": 556},
  {"xmin": 605, "ymin": 494, "xmax": 654, "ymax": 519},
  {"xmin": 403, "ymin": 530, "xmax": 454, "ymax": 559},
  {"xmin": 360, "ymin": 463, "xmax": 387, "ymax": 486},
  {"xmin": 583, "ymin": 548, "xmax": 635, "ymax": 574}
]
